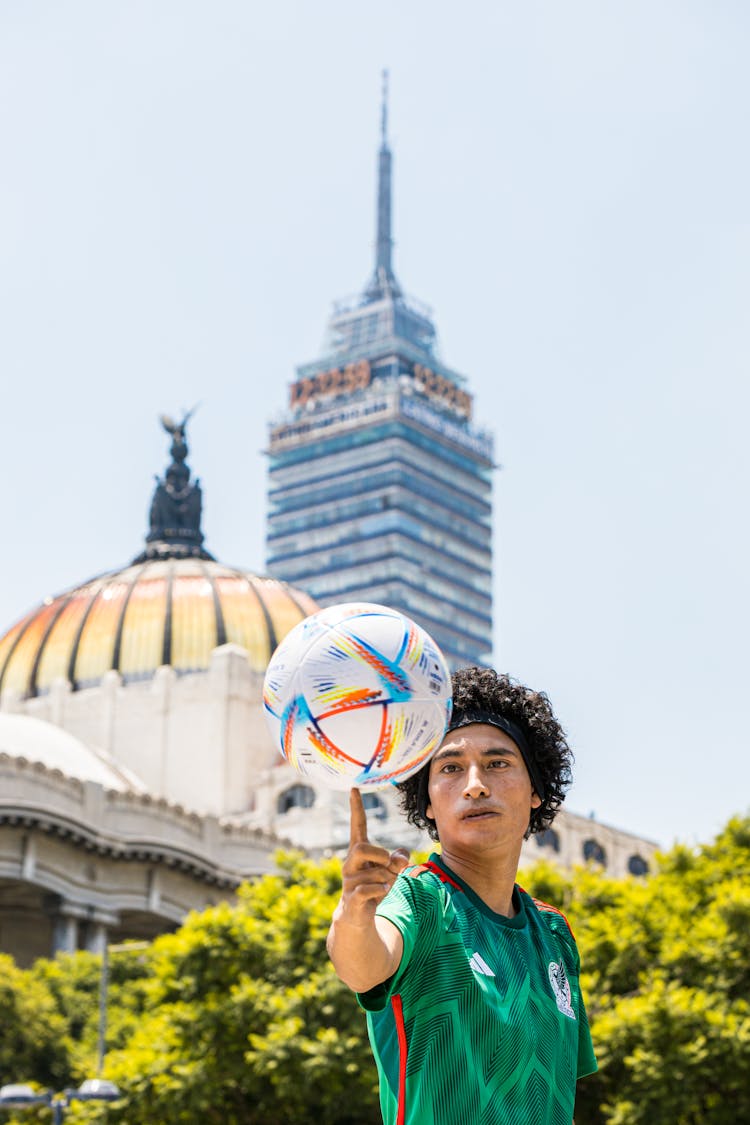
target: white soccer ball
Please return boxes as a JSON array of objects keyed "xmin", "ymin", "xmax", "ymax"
[{"xmin": 262, "ymin": 602, "xmax": 452, "ymax": 790}]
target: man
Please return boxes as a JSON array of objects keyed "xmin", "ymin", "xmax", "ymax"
[{"xmin": 327, "ymin": 666, "xmax": 597, "ymax": 1124}]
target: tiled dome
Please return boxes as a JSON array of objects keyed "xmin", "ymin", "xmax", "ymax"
[{"xmin": 0, "ymin": 558, "xmax": 318, "ymax": 699}]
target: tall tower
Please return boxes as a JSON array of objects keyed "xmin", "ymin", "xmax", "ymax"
[{"xmin": 266, "ymin": 74, "xmax": 494, "ymax": 669}]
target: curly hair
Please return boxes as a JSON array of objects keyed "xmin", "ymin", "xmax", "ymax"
[{"xmin": 397, "ymin": 666, "xmax": 573, "ymax": 841}]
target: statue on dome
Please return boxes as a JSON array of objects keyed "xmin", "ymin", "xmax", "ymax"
[
  {"xmin": 133, "ymin": 409, "xmax": 214, "ymax": 562},
  {"xmin": 159, "ymin": 409, "xmax": 195, "ymax": 465}
]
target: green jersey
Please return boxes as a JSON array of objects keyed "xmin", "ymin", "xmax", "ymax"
[{"xmin": 358, "ymin": 855, "xmax": 597, "ymax": 1125}]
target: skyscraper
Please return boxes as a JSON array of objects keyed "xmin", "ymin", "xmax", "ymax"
[{"xmin": 266, "ymin": 75, "xmax": 494, "ymax": 669}]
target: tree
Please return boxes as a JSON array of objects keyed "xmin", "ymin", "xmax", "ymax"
[
  {"xmin": 100, "ymin": 853, "xmax": 380, "ymax": 1125},
  {"xmin": 31, "ymin": 944, "xmax": 151, "ymax": 1079},
  {"xmin": 521, "ymin": 817, "xmax": 750, "ymax": 1125},
  {"xmin": 0, "ymin": 951, "xmax": 68, "ymax": 1080}
]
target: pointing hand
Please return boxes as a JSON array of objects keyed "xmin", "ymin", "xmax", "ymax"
[{"xmin": 339, "ymin": 789, "xmax": 410, "ymax": 924}]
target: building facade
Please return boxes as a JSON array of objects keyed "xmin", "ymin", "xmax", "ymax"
[
  {"xmin": 266, "ymin": 77, "xmax": 494, "ymax": 670},
  {"xmin": 0, "ymin": 713, "xmax": 281, "ymax": 967}
]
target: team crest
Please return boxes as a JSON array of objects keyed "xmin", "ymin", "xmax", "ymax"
[{"xmin": 548, "ymin": 960, "xmax": 576, "ymax": 1020}]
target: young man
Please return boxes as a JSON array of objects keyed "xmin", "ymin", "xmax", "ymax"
[{"xmin": 327, "ymin": 666, "xmax": 597, "ymax": 1124}]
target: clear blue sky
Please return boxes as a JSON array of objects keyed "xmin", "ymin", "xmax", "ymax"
[{"xmin": 1, "ymin": 2, "xmax": 747, "ymax": 849}]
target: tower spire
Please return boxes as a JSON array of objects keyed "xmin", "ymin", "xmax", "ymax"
[{"xmin": 365, "ymin": 69, "xmax": 401, "ymax": 301}]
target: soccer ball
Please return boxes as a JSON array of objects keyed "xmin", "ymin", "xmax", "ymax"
[{"xmin": 262, "ymin": 602, "xmax": 452, "ymax": 790}]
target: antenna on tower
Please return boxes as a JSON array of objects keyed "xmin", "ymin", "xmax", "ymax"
[{"xmin": 365, "ymin": 69, "xmax": 401, "ymax": 302}]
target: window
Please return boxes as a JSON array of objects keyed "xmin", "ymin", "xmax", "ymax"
[
  {"xmin": 535, "ymin": 828, "xmax": 560, "ymax": 853},
  {"xmin": 277, "ymin": 785, "xmax": 316, "ymax": 814},
  {"xmin": 361, "ymin": 793, "xmax": 387, "ymax": 821},
  {"xmin": 627, "ymin": 854, "xmax": 649, "ymax": 877},
  {"xmin": 583, "ymin": 838, "xmax": 606, "ymax": 866}
]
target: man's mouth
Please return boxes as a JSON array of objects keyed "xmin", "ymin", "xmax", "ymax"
[{"xmin": 463, "ymin": 809, "xmax": 498, "ymax": 820}]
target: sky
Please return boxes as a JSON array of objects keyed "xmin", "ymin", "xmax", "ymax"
[{"xmin": 1, "ymin": 1, "xmax": 748, "ymax": 850}]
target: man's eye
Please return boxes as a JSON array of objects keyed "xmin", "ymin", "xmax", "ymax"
[
  {"xmin": 488, "ymin": 759, "xmax": 508, "ymax": 768},
  {"xmin": 441, "ymin": 763, "xmax": 460, "ymax": 773}
]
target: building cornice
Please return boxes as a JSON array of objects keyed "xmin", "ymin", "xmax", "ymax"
[{"xmin": 0, "ymin": 753, "xmax": 288, "ymax": 889}]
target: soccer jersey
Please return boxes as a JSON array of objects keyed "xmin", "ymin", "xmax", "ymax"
[{"xmin": 358, "ymin": 855, "xmax": 597, "ymax": 1125}]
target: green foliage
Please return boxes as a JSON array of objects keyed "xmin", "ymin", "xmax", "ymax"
[
  {"xmin": 29, "ymin": 945, "xmax": 151, "ymax": 1083},
  {"xmin": 0, "ymin": 952, "xmax": 69, "ymax": 1088},
  {"xmin": 100, "ymin": 852, "xmax": 379, "ymax": 1124},
  {"xmin": 570, "ymin": 816, "xmax": 750, "ymax": 1125},
  {"xmin": 1, "ymin": 821, "xmax": 749, "ymax": 1124}
]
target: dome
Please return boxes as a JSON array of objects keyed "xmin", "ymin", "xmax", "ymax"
[
  {"xmin": 0, "ymin": 560, "xmax": 318, "ymax": 699},
  {"xmin": 0, "ymin": 711, "xmax": 147, "ymax": 791}
]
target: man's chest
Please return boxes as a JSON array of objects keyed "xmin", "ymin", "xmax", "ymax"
[{"xmin": 404, "ymin": 907, "xmax": 579, "ymax": 1046}]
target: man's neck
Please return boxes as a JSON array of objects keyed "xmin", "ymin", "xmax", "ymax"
[{"xmin": 438, "ymin": 846, "xmax": 522, "ymax": 918}]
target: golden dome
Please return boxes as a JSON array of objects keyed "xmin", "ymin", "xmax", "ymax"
[{"xmin": 0, "ymin": 558, "xmax": 318, "ymax": 699}]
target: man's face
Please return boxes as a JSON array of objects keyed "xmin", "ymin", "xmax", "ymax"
[{"xmin": 426, "ymin": 723, "xmax": 541, "ymax": 854}]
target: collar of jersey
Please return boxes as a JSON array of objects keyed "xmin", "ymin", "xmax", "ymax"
[{"xmin": 429, "ymin": 854, "xmax": 528, "ymax": 929}]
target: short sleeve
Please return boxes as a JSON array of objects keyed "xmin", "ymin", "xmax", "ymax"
[
  {"xmin": 575, "ymin": 991, "xmax": 598, "ymax": 1079},
  {"xmin": 357, "ymin": 867, "xmax": 444, "ymax": 1013}
]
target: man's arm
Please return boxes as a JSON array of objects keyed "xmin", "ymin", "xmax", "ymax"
[{"xmin": 327, "ymin": 788, "xmax": 409, "ymax": 993}]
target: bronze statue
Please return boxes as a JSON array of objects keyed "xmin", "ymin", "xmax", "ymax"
[{"xmin": 133, "ymin": 409, "xmax": 214, "ymax": 562}]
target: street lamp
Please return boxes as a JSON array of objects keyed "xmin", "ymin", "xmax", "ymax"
[
  {"xmin": 0, "ymin": 1080, "xmax": 121, "ymax": 1123},
  {"xmin": 74, "ymin": 1080, "xmax": 120, "ymax": 1102}
]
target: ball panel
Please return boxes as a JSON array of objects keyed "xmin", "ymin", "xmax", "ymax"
[
  {"xmin": 296, "ymin": 623, "xmax": 405, "ymax": 713},
  {"xmin": 262, "ymin": 614, "xmax": 334, "ymax": 726}
]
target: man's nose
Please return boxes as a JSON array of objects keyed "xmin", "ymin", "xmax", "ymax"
[{"xmin": 463, "ymin": 765, "xmax": 489, "ymax": 799}]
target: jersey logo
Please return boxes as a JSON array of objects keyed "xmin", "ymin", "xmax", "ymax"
[
  {"xmin": 548, "ymin": 960, "xmax": 576, "ymax": 1020},
  {"xmin": 469, "ymin": 951, "xmax": 495, "ymax": 977}
]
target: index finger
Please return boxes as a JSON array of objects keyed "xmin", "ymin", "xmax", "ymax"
[{"xmin": 349, "ymin": 787, "xmax": 369, "ymax": 846}]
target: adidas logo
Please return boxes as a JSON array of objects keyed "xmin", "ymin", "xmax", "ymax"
[{"xmin": 469, "ymin": 951, "xmax": 495, "ymax": 977}]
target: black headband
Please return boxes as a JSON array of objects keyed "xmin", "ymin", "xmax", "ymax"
[{"xmin": 447, "ymin": 710, "xmax": 546, "ymax": 800}]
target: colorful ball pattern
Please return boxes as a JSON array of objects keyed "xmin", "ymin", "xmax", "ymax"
[{"xmin": 262, "ymin": 602, "xmax": 452, "ymax": 790}]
